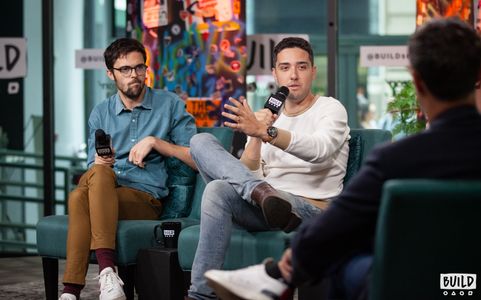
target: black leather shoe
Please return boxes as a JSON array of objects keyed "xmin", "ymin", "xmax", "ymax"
[{"xmin": 251, "ymin": 182, "xmax": 301, "ymax": 233}]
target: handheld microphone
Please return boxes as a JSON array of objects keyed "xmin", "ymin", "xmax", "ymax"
[
  {"xmin": 95, "ymin": 129, "xmax": 113, "ymax": 157},
  {"xmin": 264, "ymin": 86, "xmax": 289, "ymax": 114}
]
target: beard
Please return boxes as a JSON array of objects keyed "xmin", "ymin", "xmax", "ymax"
[
  {"xmin": 114, "ymin": 76, "xmax": 145, "ymax": 100},
  {"xmin": 123, "ymin": 80, "xmax": 144, "ymax": 99}
]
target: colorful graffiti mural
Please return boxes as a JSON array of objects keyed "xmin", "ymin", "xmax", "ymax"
[
  {"xmin": 416, "ymin": 0, "xmax": 472, "ymax": 26},
  {"xmin": 127, "ymin": 0, "xmax": 246, "ymax": 127}
]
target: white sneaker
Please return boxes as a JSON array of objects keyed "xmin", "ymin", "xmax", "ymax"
[
  {"xmin": 96, "ymin": 267, "xmax": 126, "ymax": 300},
  {"xmin": 204, "ymin": 264, "xmax": 288, "ymax": 300},
  {"xmin": 58, "ymin": 293, "xmax": 77, "ymax": 300}
]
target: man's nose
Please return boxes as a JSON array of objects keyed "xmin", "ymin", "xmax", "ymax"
[{"xmin": 290, "ymin": 68, "xmax": 298, "ymax": 80}]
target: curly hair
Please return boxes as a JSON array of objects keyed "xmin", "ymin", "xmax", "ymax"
[{"xmin": 272, "ymin": 37, "xmax": 314, "ymax": 66}]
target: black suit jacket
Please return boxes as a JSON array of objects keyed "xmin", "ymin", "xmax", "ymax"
[{"xmin": 291, "ymin": 105, "xmax": 481, "ymax": 279}]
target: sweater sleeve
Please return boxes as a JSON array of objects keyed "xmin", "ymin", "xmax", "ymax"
[{"xmin": 284, "ymin": 99, "xmax": 349, "ymax": 163}]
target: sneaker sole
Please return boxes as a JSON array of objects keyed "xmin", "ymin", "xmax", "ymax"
[
  {"xmin": 206, "ymin": 274, "xmax": 275, "ymax": 300},
  {"xmin": 100, "ymin": 295, "xmax": 126, "ymax": 300}
]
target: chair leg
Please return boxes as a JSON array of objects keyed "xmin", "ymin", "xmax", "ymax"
[
  {"xmin": 42, "ymin": 257, "xmax": 59, "ymax": 300},
  {"xmin": 183, "ymin": 271, "xmax": 191, "ymax": 297},
  {"xmin": 118, "ymin": 265, "xmax": 136, "ymax": 300}
]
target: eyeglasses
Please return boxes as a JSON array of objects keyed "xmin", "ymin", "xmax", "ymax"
[{"xmin": 111, "ymin": 64, "xmax": 148, "ymax": 77}]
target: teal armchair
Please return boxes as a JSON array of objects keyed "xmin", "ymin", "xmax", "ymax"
[
  {"xmin": 36, "ymin": 127, "xmax": 234, "ymax": 300},
  {"xmin": 370, "ymin": 179, "xmax": 481, "ymax": 300},
  {"xmin": 177, "ymin": 128, "xmax": 392, "ymax": 273}
]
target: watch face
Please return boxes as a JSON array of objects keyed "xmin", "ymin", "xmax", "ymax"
[{"xmin": 267, "ymin": 126, "xmax": 278, "ymax": 138}]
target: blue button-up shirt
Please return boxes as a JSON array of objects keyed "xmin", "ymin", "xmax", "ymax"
[{"xmin": 87, "ymin": 87, "xmax": 196, "ymax": 199}]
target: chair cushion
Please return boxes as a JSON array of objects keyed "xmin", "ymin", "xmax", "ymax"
[
  {"xmin": 36, "ymin": 216, "xmax": 161, "ymax": 265},
  {"xmin": 36, "ymin": 215, "xmax": 203, "ymax": 265},
  {"xmin": 115, "ymin": 220, "xmax": 164, "ymax": 265},
  {"xmin": 36, "ymin": 215, "xmax": 69, "ymax": 259},
  {"xmin": 161, "ymin": 157, "xmax": 196, "ymax": 219},
  {"xmin": 178, "ymin": 225, "xmax": 294, "ymax": 270}
]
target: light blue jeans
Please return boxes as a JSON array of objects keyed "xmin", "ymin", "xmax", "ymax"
[{"xmin": 187, "ymin": 133, "xmax": 323, "ymax": 300}]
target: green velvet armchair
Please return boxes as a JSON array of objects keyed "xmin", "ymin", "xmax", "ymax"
[
  {"xmin": 36, "ymin": 127, "xmax": 234, "ymax": 300},
  {"xmin": 177, "ymin": 129, "xmax": 392, "ymax": 274},
  {"xmin": 370, "ymin": 179, "xmax": 481, "ymax": 300}
]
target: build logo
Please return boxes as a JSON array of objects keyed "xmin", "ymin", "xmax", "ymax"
[
  {"xmin": 163, "ymin": 229, "xmax": 175, "ymax": 238},
  {"xmin": 440, "ymin": 273, "xmax": 476, "ymax": 296}
]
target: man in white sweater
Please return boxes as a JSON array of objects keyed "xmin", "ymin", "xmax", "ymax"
[{"xmin": 186, "ymin": 37, "xmax": 350, "ymax": 300}]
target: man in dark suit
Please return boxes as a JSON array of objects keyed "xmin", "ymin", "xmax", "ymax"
[{"xmin": 203, "ymin": 17, "xmax": 481, "ymax": 300}]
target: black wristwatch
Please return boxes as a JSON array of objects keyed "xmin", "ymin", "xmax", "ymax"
[{"xmin": 267, "ymin": 126, "xmax": 278, "ymax": 140}]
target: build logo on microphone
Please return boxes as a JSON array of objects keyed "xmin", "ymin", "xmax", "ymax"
[{"xmin": 440, "ymin": 273, "xmax": 476, "ymax": 296}]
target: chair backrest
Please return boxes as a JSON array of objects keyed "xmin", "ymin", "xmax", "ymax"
[
  {"xmin": 344, "ymin": 129, "xmax": 391, "ymax": 184},
  {"xmin": 370, "ymin": 179, "xmax": 481, "ymax": 300},
  {"xmin": 161, "ymin": 127, "xmax": 234, "ymax": 220}
]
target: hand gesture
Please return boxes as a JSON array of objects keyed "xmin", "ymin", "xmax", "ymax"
[
  {"xmin": 222, "ymin": 97, "xmax": 276, "ymax": 138},
  {"xmin": 129, "ymin": 136, "xmax": 155, "ymax": 168},
  {"xmin": 254, "ymin": 108, "xmax": 276, "ymax": 127}
]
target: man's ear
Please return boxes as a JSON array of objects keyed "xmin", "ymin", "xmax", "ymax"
[{"xmin": 106, "ymin": 69, "xmax": 115, "ymax": 81}]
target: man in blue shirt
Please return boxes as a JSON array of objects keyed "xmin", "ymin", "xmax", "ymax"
[{"xmin": 59, "ymin": 38, "xmax": 196, "ymax": 300}]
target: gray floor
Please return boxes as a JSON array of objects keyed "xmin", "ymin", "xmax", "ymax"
[
  {"xmin": 0, "ymin": 256, "xmax": 46, "ymax": 286},
  {"xmin": 0, "ymin": 256, "xmax": 102, "ymax": 299},
  {"xmin": 0, "ymin": 256, "xmax": 299, "ymax": 300}
]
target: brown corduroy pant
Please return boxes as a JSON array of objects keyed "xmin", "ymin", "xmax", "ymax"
[{"xmin": 62, "ymin": 164, "xmax": 162, "ymax": 285}]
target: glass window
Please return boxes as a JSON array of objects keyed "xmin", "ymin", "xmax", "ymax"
[
  {"xmin": 339, "ymin": 0, "xmax": 415, "ymax": 128},
  {"xmin": 246, "ymin": 0, "xmax": 327, "ymax": 111},
  {"xmin": 246, "ymin": 0, "xmax": 416, "ymax": 129},
  {"xmin": 0, "ymin": 0, "xmax": 123, "ymax": 255}
]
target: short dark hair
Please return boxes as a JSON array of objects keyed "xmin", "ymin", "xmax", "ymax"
[
  {"xmin": 272, "ymin": 37, "xmax": 314, "ymax": 66},
  {"xmin": 103, "ymin": 38, "xmax": 147, "ymax": 70},
  {"xmin": 408, "ymin": 17, "xmax": 481, "ymax": 101}
]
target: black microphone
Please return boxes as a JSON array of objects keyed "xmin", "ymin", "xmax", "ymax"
[
  {"xmin": 95, "ymin": 129, "xmax": 113, "ymax": 157},
  {"xmin": 264, "ymin": 86, "xmax": 289, "ymax": 114}
]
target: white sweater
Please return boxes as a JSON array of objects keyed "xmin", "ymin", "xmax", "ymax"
[{"xmin": 255, "ymin": 96, "xmax": 350, "ymax": 199}]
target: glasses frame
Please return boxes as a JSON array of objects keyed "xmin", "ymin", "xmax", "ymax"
[{"xmin": 111, "ymin": 63, "xmax": 148, "ymax": 77}]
